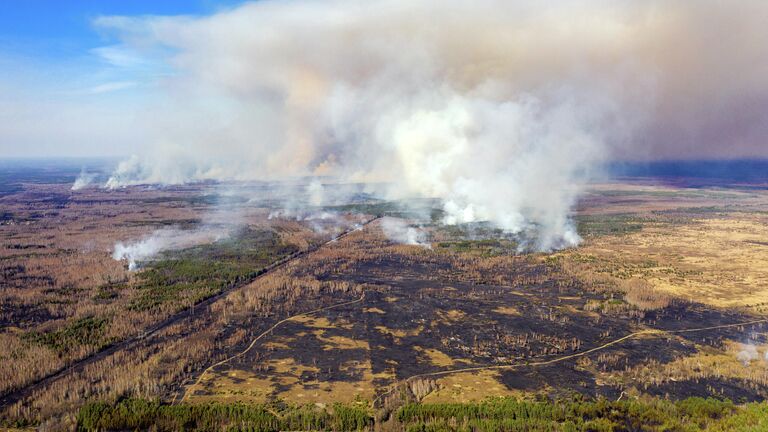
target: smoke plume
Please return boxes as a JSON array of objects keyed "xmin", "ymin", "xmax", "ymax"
[
  {"xmin": 96, "ymin": 0, "xmax": 768, "ymax": 250},
  {"xmin": 112, "ymin": 227, "xmax": 229, "ymax": 270},
  {"xmin": 736, "ymin": 343, "xmax": 760, "ymax": 367},
  {"xmin": 71, "ymin": 169, "xmax": 98, "ymax": 190},
  {"xmin": 380, "ymin": 217, "xmax": 430, "ymax": 248}
]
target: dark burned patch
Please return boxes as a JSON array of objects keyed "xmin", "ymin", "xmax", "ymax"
[
  {"xmin": 643, "ymin": 303, "xmax": 766, "ymax": 348},
  {"xmin": 138, "ymin": 194, "xmax": 246, "ymax": 207},
  {"xmin": 503, "ymin": 363, "xmax": 624, "ymax": 400},
  {"xmin": 615, "ymin": 335, "xmax": 698, "ymax": 368},
  {"xmin": 645, "ymin": 377, "xmax": 768, "ymax": 403},
  {"xmin": 0, "ymin": 300, "xmax": 60, "ymax": 328},
  {"xmin": 121, "ymin": 218, "xmax": 202, "ymax": 228},
  {"xmin": 220, "ymin": 266, "xmax": 637, "ymax": 397},
  {"xmin": 314, "ymin": 258, "xmax": 449, "ymax": 282},
  {"xmin": 498, "ymin": 370, "xmax": 544, "ymax": 392},
  {"xmin": 0, "ymin": 211, "xmax": 45, "ymax": 224},
  {"xmin": 0, "ymin": 264, "xmax": 55, "ymax": 289},
  {"xmin": 222, "ymin": 301, "xmax": 375, "ymax": 400},
  {"xmin": 177, "ymin": 290, "xmax": 368, "ymax": 400},
  {"xmin": 0, "ymin": 264, "xmax": 25, "ymax": 279},
  {"xmin": 255, "ymin": 319, "xmax": 369, "ymax": 383},
  {"xmin": 194, "ymin": 245, "xmax": 765, "ymax": 404},
  {"xmin": 5, "ymin": 243, "xmax": 46, "ymax": 250},
  {"xmin": 43, "ymin": 284, "xmax": 87, "ymax": 297},
  {"xmin": 11, "ymin": 191, "xmax": 72, "ymax": 208}
]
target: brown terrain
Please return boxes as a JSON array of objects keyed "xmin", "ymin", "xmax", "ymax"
[{"xmin": 2, "ymin": 167, "xmax": 768, "ymax": 429}]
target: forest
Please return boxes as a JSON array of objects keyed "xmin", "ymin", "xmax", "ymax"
[{"xmin": 74, "ymin": 396, "xmax": 767, "ymax": 432}]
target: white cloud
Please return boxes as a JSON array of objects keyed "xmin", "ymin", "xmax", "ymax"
[{"xmin": 91, "ymin": 45, "xmax": 148, "ymax": 69}]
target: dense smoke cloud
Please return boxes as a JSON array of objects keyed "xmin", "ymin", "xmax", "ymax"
[{"xmin": 98, "ymin": 0, "xmax": 768, "ymax": 250}]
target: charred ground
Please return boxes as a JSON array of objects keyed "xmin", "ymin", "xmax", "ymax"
[{"xmin": 1, "ymin": 165, "xmax": 768, "ymax": 430}]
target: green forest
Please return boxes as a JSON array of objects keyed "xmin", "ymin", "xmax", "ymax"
[{"xmin": 76, "ymin": 396, "xmax": 768, "ymax": 431}]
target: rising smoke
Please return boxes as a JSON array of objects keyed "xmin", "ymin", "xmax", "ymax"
[
  {"xmin": 380, "ymin": 217, "xmax": 430, "ymax": 248},
  {"xmin": 71, "ymin": 168, "xmax": 98, "ymax": 190},
  {"xmin": 736, "ymin": 343, "xmax": 760, "ymax": 367},
  {"xmin": 97, "ymin": 0, "xmax": 768, "ymax": 250}
]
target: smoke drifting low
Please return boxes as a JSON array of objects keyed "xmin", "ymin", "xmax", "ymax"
[
  {"xmin": 98, "ymin": 0, "xmax": 768, "ymax": 250},
  {"xmin": 113, "ymin": 227, "xmax": 230, "ymax": 270}
]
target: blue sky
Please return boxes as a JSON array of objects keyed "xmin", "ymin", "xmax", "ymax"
[
  {"xmin": 0, "ymin": 1, "xmax": 246, "ymax": 158},
  {"xmin": 0, "ymin": 1, "xmax": 242, "ymax": 58}
]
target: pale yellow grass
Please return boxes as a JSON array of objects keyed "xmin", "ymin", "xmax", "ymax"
[
  {"xmin": 375, "ymin": 325, "xmax": 424, "ymax": 343},
  {"xmin": 414, "ymin": 346, "xmax": 456, "ymax": 367},
  {"xmin": 493, "ymin": 306, "xmax": 521, "ymax": 316},
  {"xmin": 289, "ymin": 315, "xmax": 354, "ymax": 330},
  {"xmin": 188, "ymin": 368, "xmax": 278, "ymax": 403},
  {"xmin": 312, "ymin": 330, "xmax": 370, "ymax": 351},
  {"xmin": 274, "ymin": 358, "xmax": 376, "ymax": 404},
  {"xmin": 573, "ymin": 215, "xmax": 768, "ymax": 308},
  {"xmin": 441, "ymin": 309, "xmax": 466, "ymax": 320},
  {"xmin": 191, "ymin": 356, "xmax": 371, "ymax": 404},
  {"xmin": 420, "ymin": 370, "xmax": 523, "ymax": 403}
]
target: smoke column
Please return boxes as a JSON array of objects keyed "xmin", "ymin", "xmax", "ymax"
[
  {"xmin": 71, "ymin": 169, "xmax": 97, "ymax": 190},
  {"xmin": 98, "ymin": 0, "xmax": 768, "ymax": 250},
  {"xmin": 380, "ymin": 217, "xmax": 430, "ymax": 248}
]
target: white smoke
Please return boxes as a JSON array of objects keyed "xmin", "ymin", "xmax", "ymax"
[
  {"xmin": 71, "ymin": 169, "xmax": 97, "ymax": 190},
  {"xmin": 112, "ymin": 227, "xmax": 229, "ymax": 270},
  {"xmin": 105, "ymin": 154, "xmax": 220, "ymax": 188},
  {"xmin": 94, "ymin": 0, "xmax": 768, "ymax": 250},
  {"xmin": 268, "ymin": 209, "xmax": 335, "ymax": 221},
  {"xmin": 307, "ymin": 179, "xmax": 325, "ymax": 207},
  {"xmin": 380, "ymin": 217, "xmax": 430, "ymax": 248},
  {"xmin": 383, "ymin": 94, "xmax": 610, "ymax": 250},
  {"xmin": 736, "ymin": 343, "xmax": 760, "ymax": 366}
]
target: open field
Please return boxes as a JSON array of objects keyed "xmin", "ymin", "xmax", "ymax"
[{"xmin": 2, "ymin": 167, "xmax": 768, "ymax": 430}]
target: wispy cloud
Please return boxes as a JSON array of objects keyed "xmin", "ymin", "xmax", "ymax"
[
  {"xmin": 91, "ymin": 45, "xmax": 149, "ymax": 69},
  {"xmin": 88, "ymin": 80, "xmax": 137, "ymax": 94}
]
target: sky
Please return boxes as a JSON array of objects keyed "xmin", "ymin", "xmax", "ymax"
[
  {"xmin": 0, "ymin": 1, "xmax": 241, "ymax": 55},
  {"xmin": 0, "ymin": 0, "xmax": 244, "ymax": 158},
  {"xmin": 1, "ymin": 0, "xmax": 767, "ymax": 162}
]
